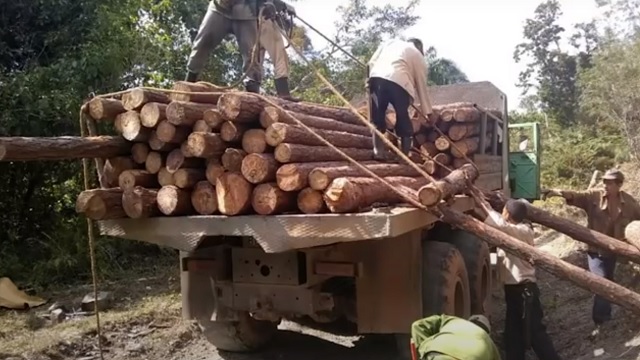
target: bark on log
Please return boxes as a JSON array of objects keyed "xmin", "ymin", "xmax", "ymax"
[
  {"xmin": 266, "ymin": 123, "xmax": 372, "ymax": 149},
  {"xmin": 451, "ymin": 136, "xmax": 484, "ymax": 158},
  {"xmin": 419, "ymin": 143, "xmax": 438, "ymax": 158},
  {"xmin": 438, "ymin": 205, "xmax": 640, "ymax": 316},
  {"xmin": 418, "ymin": 164, "xmax": 478, "ymax": 207},
  {"xmin": 156, "ymin": 120, "xmax": 191, "ymax": 144},
  {"xmin": 251, "ymin": 182, "xmax": 297, "ymax": 215},
  {"xmin": 221, "ymin": 121, "xmax": 249, "ymax": 142},
  {"xmin": 76, "ymin": 188, "xmax": 126, "ymax": 220},
  {"xmin": 169, "ymin": 81, "xmax": 224, "ymax": 103},
  {"xmin": 166, "ymin": 148, "xmax": 203, "ymax": 174},
  {"xmin": 242, "ymin": 129, "xmax": 271, "ymax": 154},
  {"xmin": 118, "ymin": 111, "xmax": 151, "ymax": 142},
  {"xmin": 103, "ymin": 157, "xmax": 136, "ymax": 188},
  {"xmin": 241, "ymin": 153, "xmax": 279, "ymax": 184},
  {"xmin": 145, "ymin": 151, "xmax": 164, "ymax": 174},
  {"xmin": 131, "ymin": 143, "xmax": 150, "ymax": 164},
  {"xmin": 158, "ymin": 167, "xmax": 175, "ymax": 186},
  {"xmin": 277, "ymin": 161, "xmax": 347, "ymax": 191},
  {"xmin": 0, "ymin": 136, "xmax": 131, "ymax": 162},
  {"xmin": 203, "ymin": 109, "xmax": 225, "ymax": 130},
  {"xmin": 260, "ymin": 106, "xmax": 369, "ymax": 136},
  {"xmin": 166, "ymin": 101, "xmax": 216, "ymax": 127},
  {"xmin": 157, "ymin": 185, "xmax": 193, "ymax": 216},
  {"xmin": 88, "ymin": 98, "xmax": 125, "ymax": 120},
  {"xmin": 448, "ymin": 123, "xmax": 480, "ymax": 141},
  {"xmin": 217, "ymin": 93, "xmax": 263, "ymax": 122},
  {"xmin": 216, "ymin": 172, "xmax": 253, "ymax": 215},
  {"xmin": 434, "ymin": 136, "xmax": 451, "ymax": 151},
  {"xmin": 118, "ymin": 170, "xmax": 159, "ymax": 192},
  {"xmin": 186, "ymin": 132, "xmax": 226, "ymax": 158},
  {"xmin": 308, "ymin": 162, "xmax": 420, "ymax": 191},
  {"xmin": 274, "ymin": 144, "xmax": 374, "ymax": 163},
  {"xmin": 324, "ymin": 176, "xmax": 430, "ymax": 213},
  {"xmin": 193, "ymin": 119, "xmax": 211, "ymax": 133},
  {"xmin": 206, "ymin": 159, "xmax": 225, "ymax": 185},
  {"xmin": 122, "ymin": 88, "xmax": 170, "ymax": 111},
  {"xmin": 148, "ymin": 132, "xmax": 178, "ymax": 152},
  {"xmin": 221, "ymin": 148, "xmax": 246, "ymax": 172},
  {"xmin": 626, "ymin": 221, "xmax": 640, "ymax": 251},
  {"xmin": 191, "ymin": 181, "xmax": 218, "ymax": 215},
  {"xmin": 122, "ymin": 187, "xmax": 160, "ymax": 219},
  {"xmin": 140, "ymin": 102, "xmax": 167, "ymax": 128},
  {"xmin": 174, "ymin": 168, "xmax": 206, "ymax": 189},
  {"xmin": 297, "ymin": 188, "xmax": 327, "ymax": 214},
  {"xmin": 453, "ymin": 107, "xmax": 481, "ymax": 122}
]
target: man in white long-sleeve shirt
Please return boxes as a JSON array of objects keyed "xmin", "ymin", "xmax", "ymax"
[
  {"xmin": 476, "ymin": 197, "xmax": 561, "ymax": 360},
  {"xmin": 367, "ymin": 38, "xmax": 433, "ymax": 159}
]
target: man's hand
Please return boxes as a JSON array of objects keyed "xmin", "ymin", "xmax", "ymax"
[{"xmin": 541, "ymin": 189, "xmax": 561, "ymax": 201}]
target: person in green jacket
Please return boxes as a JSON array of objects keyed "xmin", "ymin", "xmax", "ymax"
[{"xmin": 411, "ymin": 314, "xmax": 501, "ymax": 360}]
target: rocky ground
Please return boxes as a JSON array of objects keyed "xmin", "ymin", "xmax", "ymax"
[{"xmin": 2, "ymin": 230, "xmax": 640, "ymax": 360}]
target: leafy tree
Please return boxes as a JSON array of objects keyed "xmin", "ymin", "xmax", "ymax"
[{"xmin": 425, "ymin": 46, "xmax": 469, "ymax": 85}]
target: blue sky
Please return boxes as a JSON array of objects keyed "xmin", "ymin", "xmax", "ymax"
[{"xmin": 291, "ymin": 0, "xmax": 604, "ymax": 110}]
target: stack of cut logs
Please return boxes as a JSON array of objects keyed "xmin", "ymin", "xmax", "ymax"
[{"xmin": 73, "ymin": 82, "xmax": 504, "ymax": 220}]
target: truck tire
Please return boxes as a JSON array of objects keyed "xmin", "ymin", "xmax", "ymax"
[
  {"xmin": 198, "ymin": 312, "xmax": 277, "ymax": 352},
  {"xmin": 422, "ymin": 241, "xmax": 471, "ymax": 318},
  {"xmin": 447, "ymin": 230, "xmax": 492, "ymax": 316}
]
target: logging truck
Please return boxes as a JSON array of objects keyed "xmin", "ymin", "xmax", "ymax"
[{"xmin": 96, "ymin": 81, "xmax": 539, "ymax": 355}]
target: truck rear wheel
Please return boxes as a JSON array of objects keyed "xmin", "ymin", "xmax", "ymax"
[
  {"xmin": 422, "ymin": 241, "xmax": 471, "ymax": 318},
  {"xmin": 198, "ymin": 312, "xmax": 277, "ymax": 352}
]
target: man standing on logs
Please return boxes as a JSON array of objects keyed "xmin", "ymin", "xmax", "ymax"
[
  {"xmin": 185, "ymin": 0, "xmax": 296, "ymax": 96},
  {"xmin": 367, "ymin": 38, "xmax": 433, "ymax": 160},
  {"xmin": 543, "ymin": 168, "xmax": 640, "ymax": 339}
]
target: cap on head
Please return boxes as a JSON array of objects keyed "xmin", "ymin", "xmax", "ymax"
[
  {"xmin": 468, "ymin": 314, "xmax": 491, "ymax": 333},
  {"xmin": 504, "ymin": 199, "xmax": 528, "ymax": 223},
  {"xmin": 602, "ymin": 168, "xmax": 624, "ymax": 183},
  {"xmin": 407, "ymin": 38, "xmax": 424, "ymax": 55}
]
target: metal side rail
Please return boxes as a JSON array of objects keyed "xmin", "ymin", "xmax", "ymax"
[{"xmin": 98, "ymin": 196, "xmax": 474, "ymax": 253}]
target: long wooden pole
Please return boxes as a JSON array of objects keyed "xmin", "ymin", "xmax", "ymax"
[{"xmin": 0, "ymin": 136, "xmax": 131, "ymax": 161}]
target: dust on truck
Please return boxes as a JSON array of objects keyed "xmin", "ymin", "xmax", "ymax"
[{"xmin": 98, "ymin": 81, "xmax": 529, "ymax": 353}]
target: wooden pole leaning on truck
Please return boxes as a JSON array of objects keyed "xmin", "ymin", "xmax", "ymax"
[{"xmin": 0, "ymin": 136, "xmax": 131, "ymax": 161}]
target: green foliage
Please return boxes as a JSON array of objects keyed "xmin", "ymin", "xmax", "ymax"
[{"xmin": 425, "ymin": 47, "xmax": 469, "ymax": 85}]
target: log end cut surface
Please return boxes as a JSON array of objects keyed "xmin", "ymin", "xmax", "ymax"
[
  {"xmin": 216, "ymin": 172, "xmax": 253, "ymax": 215},
  {"xmin": 191, "ymin": 181, "xmax": 218, "ymax": 215}
]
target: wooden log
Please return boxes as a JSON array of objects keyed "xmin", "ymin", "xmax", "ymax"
[
  {"xmin": 266, "ymin": 123, "xmax": 371, "ymax": 149},
  {"xmin": 88, "ymin": 98, "xmax": 125, "ymax": 120},
  {"xmin": 193, "ymin": 119, "xmax": 212, "ymax": 133},
  {"xmin": 186, "ymin": 132, "xmax": 226, "ymax": 158},
  {"xmin": 241, "ymin": 153, "xmax": 278, "ymax": 184},
  {"xmin": 419, "ymin": 143, "xmax": 438, "ymax": 158},
  {"xmin": 118, "ymin": 170, "xmax": 159, "ymax": 191},
  {"xmin": 131, "ymin": 143, "xmax": 150, "ymax": 164},
  {"xmin": 423, "ymin": 160, "xmax": 437, "ymax": 175},
  {"xmin": 275, "ymin": 144, "xmax": 374, "ymax": 163},
  {"xmin": 180, "ymin": 141, "xmax": 194, "ymax": 157},
  {"xmin": 157, "ymin": 185, "xmax": 193, "ymax": 216},
  {"xmin": 216, "ymin": 172, "xmax": 253, "ymax": 215},
  {"xmin": 206, "ymin": 159, "xmax": 225, "ymax": 185},
  {"xmin": 418, "ymin": 164, "xmax": 478, "ymax": 207},
  {"xmin": 118, "ymin": 111, "xmax": 151, "ymax": 142},
  {"xmin": 434, "ymin": 136, "xmax": 451, "ymax": 151},
  {"xmin": 148, "ymin": 132, "xmax": 178, "ymax": 152},
  {"xmin": 140, "ymin": 102, "xmax": 167, "ymax": 128},
  {"xmin": 324, "ymin": 176, "xmax": 429, "ymax": 213},
  {"xmin": 453, "ymin": 107, "xmax": 481, "ymax": 122},
  {"xmin": 297, "ymin": 188, "xmax": 327, "ymax": 214},
  {"xmin": 260, "ymin": 106, "xmax": 369, "ymax": 136},
  {"xmin": 156, "ymin": 120, "xmax": 190, "ymax": 144},
  {"xmin": 203, "ymin": 109, "xmax": 225, "ymax": 130},
  {"xmin": 415, "ymin": 133, "xmax": 429, "ymax": 146},
  {"xmin": 626, "ymin": 221, "xmax": 640, "ymax": 251},
  {"xmin": 438, "ymin": 205, "xmax": 640, "ymax": 316},
  {"xmin": 122, "ymin": 88, "xmax": 170, "ymax": 111},
  {"xmin": 145, "ymin": 151, "xmax": 164, "ymax": 174},
  {"xmin": 191, "ymin": 181, "xmax": 218, "ymax": 215},
  {"xmin": 222, "ymin": 148, "xmax": 246, "ymax": 172},
  {"xmin": 76, "ymin": 188, "xmax": 126, "ymax": 220},
  {"xmin": 242, "ymin": 129, "xmax": 271, "ymax": 154},
  {"xmin": 122, "ymin": 187, "xmax": 160, "ymax": 219},
  {"xmin": 0, "ymin": 136, "xmax": 130, "ymax": 162},
  {"xmin": 166, "ymin": 148, "xmax": 203, "ymax": 174},
  {"xmin": 448, "ymin": 123, "xmax": 479, "ymax": 141},
  {"xmin": 308, "ymin": 162, "xmax": 420, "ymax": 191},
  {"xmin": 220, "ymin": 121, "xmax": 249, "ymax": 143},
  {"xmin": 277, "ymin": 161, "xmax": 347, "ymax": 192},
  {"xmin": 450, "ymin": 137, "xmax": 481, "ymax": 158},
  {"xmin": 158, "ymin": 167, "xmax": 175, "ymax": 186},
  {"xmin": 166, "ymin": 101, "xmax": 215, "ymax": 127},
  {"xmin": 453, "ymin": 154, "xmax": 502, "ymax": 174},
  {"xmin": 169, "ymin": 81, "xmax": 224, "ymax": 103},
  {"xmin": 251, "ymin": 182, "xmax": 297, "ymax": 215},
  {"xmin": 103, "ymin": 157, "xmax": 136, "ymax": 187},
  {"xmin": 174, "ymin": 168, "xmax": 206, "ymax": 189}
]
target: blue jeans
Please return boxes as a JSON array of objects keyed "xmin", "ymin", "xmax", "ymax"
[{"xmin": 587, "ymin": 252, "xmax": 617, "ymax": 325}]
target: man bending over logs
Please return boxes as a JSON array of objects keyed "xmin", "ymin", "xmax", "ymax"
[{"xmin": 367, "ymin": 38, "xmax": 433, "ymax": 160}]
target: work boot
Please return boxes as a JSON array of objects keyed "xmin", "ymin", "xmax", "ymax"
[
  {"xmin": 400, "ymin": 137, "xmax": 413, "ymax": 156},
  {"xmin": 372, "ymin": 131, "xmax": 392, "ymax": 161},
  {"xmin": 274, "ymin": 77, "xmax": 301, "ymax": 102},
  {"xmin": 185, "ymin": 71, "xmax": 198, "ymax": 82},
  {"xmin": 244, "ymin": 80, "xmax": 260, "ymax": 93}
]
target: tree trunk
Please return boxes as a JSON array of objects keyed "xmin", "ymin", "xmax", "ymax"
[
  {"xmin": 221, "ymin": 148, "xmax": 246, "ymax": 172},
  {"xmin": 157, "ymin": 185, "xmax": 194, "ymax": 216},
  {"xmin": 158, "ymin": 167, "xmax": 175, "ymax": 186},
  {"xmin": 266, "ymin": 123, "xmax": 372, "ymax": 149},
  {"xmin": 221, "ymin": 121, "xmax": 249, "ymax": 142},
  {"xmin": 251, "ymin": 182, "xmax": 297, "ymax": 215},
  {"xmin": 453, "ymin": 107, "xmax": 481, "ymax": 122},
  {"xmin": 103, "ymin": 157, "xmax": 136, "ymax": 188},
  {"xmin": 131, "ymin": 143, "xmax": 150, "ymax": 164},
  {"xmin": 148, "ymin": 132, "xmax": 178, "ymax": 152},
  {"xmin": 434, "ymin": 136, "xmax": 451, "ymax": 151},
  {"xmin": 118, "ymin": 110, "xmax": 151, "ymax": 142},
  {"xmin": 118, "ymin": 170, "xmax": 159, "ymax": 192},
  {"xmin": 451, "ymin": 137, "xmax": 481, "ymax": 158},
  {"xmin": 626, "ymin": 221, "xmax": 640, "ymax": 251},
  {"xmin": 140, "ymin": 102, "xmax": 167, "ymax": 128},
  {"xmin": 0, "ymin": 136, "xmax": 131, "ymax": 162},
  {"xmin": 193, "ymin": 119, "xmax": 211, "ymax": 133},
  {"xmin": 166, "ymin": 101, "xmax": 215, "ymax": 127},
  {"xmin": 206, "ymin": 159, "xmax": 225, "ymax": 185},
  {"xmin": 419, "ymin": 143, "xmax": 438, "ymax": 158},
  {"xmin": 217, "ymin": 93, "xmax": 264, "ymax": 122},
  {"xmin": 448, "ymin": 123, "xmax": 480, "ymax": 141},
  {"xmin": 156, "ymin": 120, "xmax": 191, "ymax": 144},
  {"xmin": 260, "ymin": 106, "xmax": 369, "ymax": 136},
  {"xmin": 170, "ymin": 81, "xmax": 224, "ymax": 103},
  {"xmin": 308, "ymin": 162, "xmax": 419, "ymax": 191},
  {"xmin": 242, "ymin": 129, "xmax": 272, "ymax": 154},
  {"xmin": 186, "ymin": 132, "xmax": 226, "ymax": 158},
  {"xmin": 274, "ymin": 143, "xmax": 375, "ymax": 163},
  {"xmin": 145, "ymin": 151, "xmax": 164, "ymax": 174},
  {"xmin": 297, "ymin": 188, "xmax": 326, "ymax": 214},
  {"xmin": 166, "ymin": 148, "xmax": 203, "ymax": 173},
  {"xmin": 277, "ymin": 161, "xmax": 347, "ymax": 191},
  {"xmin": 122, "ymin": 187, "xmax": 160, "ymax": 218},
  {"xmin": 122, "ymin": 88, "xmax": 170, "ymax": 111},
  {"xmin": 418, "ymin": 164, "xmax": 478, "ymax": 207},
  {"xmin": 191, "ymin": 181, "xmax": 218, "ymax": 215},
  {"xmin": 88, "ymin": 98, "xmax": 125, "ymax": 120},
  {"xmin": 76, "ymin": 188, "xmax": 126, "ymax": 220},
  {"xmin": 203, "ymin": 109, "xmax": 225, "ymax": 130},
  {"xmin": 324, "ymin": 176, "xmax": 429, "ymax": 213},
  {"xmin": 174, "ymin": 168, "xmax": 206, "ymax": 189},
  {"xmin": 276, "ymin": 97, "xmax": 363, "ymax": 126},
  {"xmin": 216, "ymin": 172, "xmax": 253, "ymax": 215},
  {"xmin": 438, "ymin": 205, "xmax": 640, "ymax": 315},
  {"xmin": 241, "ymin": 153, "xmax": 279, "ymax": 184}
]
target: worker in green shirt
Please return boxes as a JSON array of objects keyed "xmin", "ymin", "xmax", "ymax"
[{"xmin": 411, "ymin": 314, "xmax": 501, "ymax": 360}]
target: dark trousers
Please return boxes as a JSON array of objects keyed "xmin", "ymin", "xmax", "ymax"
[
  {"xmin": 587, "ymin": 252, "xmax": 617, "ymax": 325},
  {"xmin": 504, "ymin": 282, "xmax": 561, "ymax": 360},
  {"xmin": 368, "ymin": 77, "xmax": 413, "ymax": 138}
]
